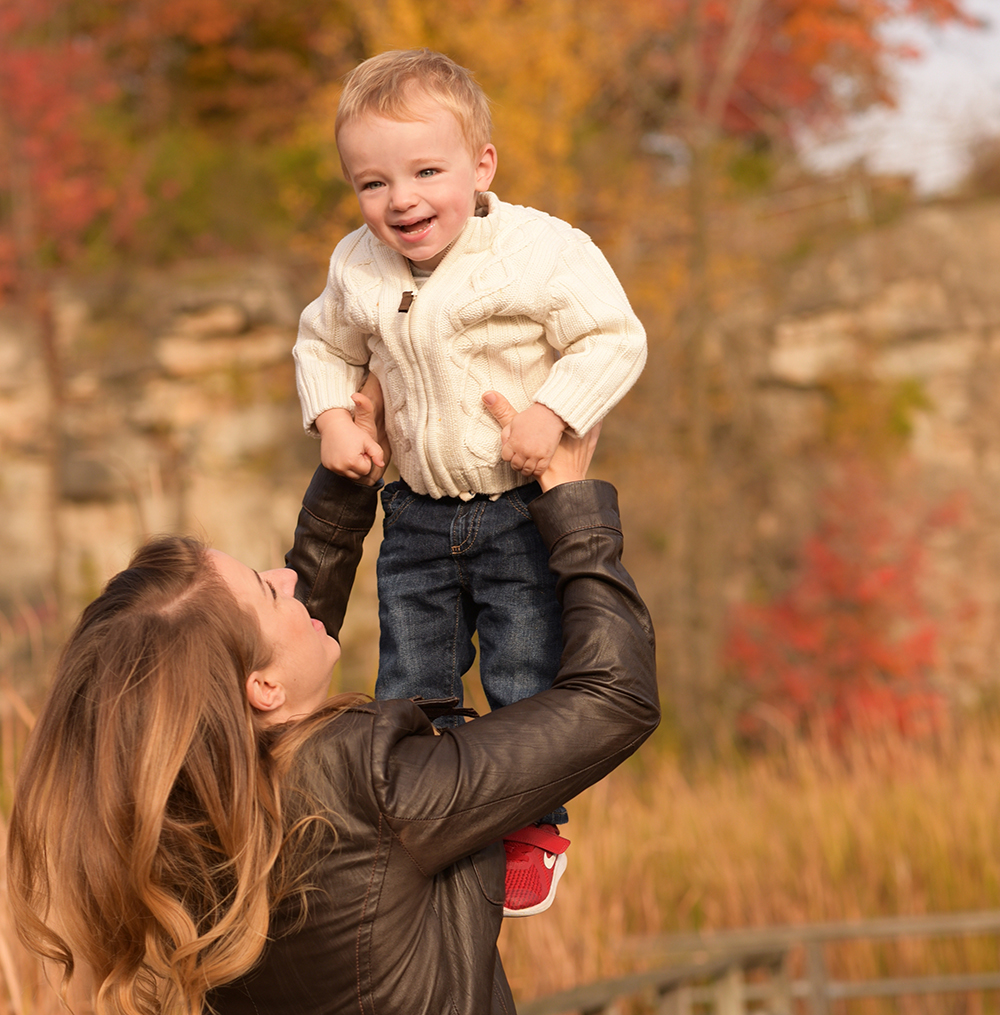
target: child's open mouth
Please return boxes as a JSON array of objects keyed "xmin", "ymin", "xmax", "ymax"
[{"xmin": 395, "ymin": 217, "xmax": 434, "ymax": 236}]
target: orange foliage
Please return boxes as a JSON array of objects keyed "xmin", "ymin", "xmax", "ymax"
[
  {"xmin": 0, "ymin": 0, "xmax": 981, "ymax": 294},
  {"xmin": 95, "ymin": 0, "xmax": 325, "ymax": 139},
  {"xmin": 610, "ymin": 0, "xmax": 977, "ymax": 138}
]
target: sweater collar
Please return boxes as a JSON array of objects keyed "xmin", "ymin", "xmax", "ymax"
[{"xmin": 456, "ymin": 191, "xmax": 500, "ymax": 254}]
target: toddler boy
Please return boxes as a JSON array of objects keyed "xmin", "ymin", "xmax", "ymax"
[{"xmin": 294, "ymin": 49, "xmax": 646, "ymax": 916}]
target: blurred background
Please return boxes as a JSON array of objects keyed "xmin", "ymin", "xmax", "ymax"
[{"xmin": 5, "ymin": 0, "xmax": 1000, "ymax": 1010}]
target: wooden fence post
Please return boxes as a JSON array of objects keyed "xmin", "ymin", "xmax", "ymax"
[
  {"xmin": 765, "ymin": 952, "xmax": 793, "ymax": 1015},
  {"xmin": 715, "ymin": 963, "xmax": 746, "ymax": 1015},
  {"xmin": 806, "ymin": 941, "xmax": 830, "ymax": 1015},
  {"xmin": 657, "ymin": 983, "xmax": 693, "ymax": 1015}
]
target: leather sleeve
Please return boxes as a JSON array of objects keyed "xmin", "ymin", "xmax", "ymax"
[
  {"xmin": 283, "ymin": 465, "xmax": 379, "ymax": 641},
  {"xmin": 369, "ymin": 479, "xmax": 659, "ymax": 874}
]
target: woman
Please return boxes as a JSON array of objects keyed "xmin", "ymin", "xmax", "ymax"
[{"xmin": 7, "ymin": 390, "xmax": 658, "ymax": 1015}]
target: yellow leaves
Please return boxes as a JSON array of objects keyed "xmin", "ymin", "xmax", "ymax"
[
  {"xmin": 351, "ymin": 0, "xmax": 432, "ymax": 55},
  {"xmin": 436, "ymin": 0, "xmax": 617, "ymax": 212},
  {"xmin": 300, "ymin": 0, "xmax": 637, "ymax": 220}
]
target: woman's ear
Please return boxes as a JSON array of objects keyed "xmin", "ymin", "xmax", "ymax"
[{"xmin": 246, "ymin": 671, "xmax": 286, "ymax": 714}]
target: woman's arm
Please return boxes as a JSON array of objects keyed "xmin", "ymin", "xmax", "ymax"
[
  {"xmin": 284, "ymin": 469, "xmax": 378, "ymax": 641},
  {"xmin": 285, "ymin": 372, "xmax": 389, "ymax": 635}
]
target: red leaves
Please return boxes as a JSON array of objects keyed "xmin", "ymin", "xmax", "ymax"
[
  {"xmin": 0, "ymin": 0, "xmax": 139, "ymax": 294},
  {"xmin": 631, "ymin": 0, "xmax": 978, "ymax": 138},
  {"xmin": 0, "ymin": 0, "xmax": 324, "ymax": 297},
  {"xmin": 726, "ymin": 462, "xmax": 958, "ymax": 745}
]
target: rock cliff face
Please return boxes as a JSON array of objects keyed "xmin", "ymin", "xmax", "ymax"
[
  {"xmin": 0, "ymin": 258, "xmax": 381, "ymax": 687},
  {"xmin": 767, "ymin": 204, "xmax": 1000, "ymax": 471},
  {"xmin": 2, "ymin": 260, "xmax": 309, "ymax": 597},
  {"xmin": 4, "ymin": 200, "xmax": 1000, "ymax": 700},
  {"xmin": 753, "ymin": 201, "xmax": 1000, "ymax": 703}
]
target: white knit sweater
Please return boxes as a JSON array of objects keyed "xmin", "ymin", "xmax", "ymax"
[{"xmin": 294, "ymin": 192, "xmax": 647, "ymax": 499}]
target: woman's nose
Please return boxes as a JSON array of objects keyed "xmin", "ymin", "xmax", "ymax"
[{"xmin": 262, "ymin": 567, "xmax": 297, "ymax": 597}]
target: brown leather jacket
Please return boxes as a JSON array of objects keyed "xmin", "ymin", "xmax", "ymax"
[{"xmin": 206, "ymin": 468, "xmax": 658, "ymax": 1015}]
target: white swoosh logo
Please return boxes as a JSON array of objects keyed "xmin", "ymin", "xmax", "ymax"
[{"xmin": 543, "ymin": 852, "xmax": 556, "ymax": 870}]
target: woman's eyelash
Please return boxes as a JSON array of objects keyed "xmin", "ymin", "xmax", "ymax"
[{"xmin": 265, "ymin": 580, "xmax": 277, "ymax": 600}]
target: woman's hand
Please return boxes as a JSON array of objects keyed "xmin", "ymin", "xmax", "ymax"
[{"xmin": 483, "ymin": 391, "xmax": 600, "ymax": 491}]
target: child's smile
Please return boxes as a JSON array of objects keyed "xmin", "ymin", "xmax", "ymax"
[
  {"xmin": 396, "ymin": 217, "xmax": 434, "ymax": 237},
  {"xmin": 338, "ymin": 96, "xmax": 497, "ymax": 271}
]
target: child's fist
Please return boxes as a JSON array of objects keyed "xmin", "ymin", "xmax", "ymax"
[
  {"xmin": 316, "ymin": 407, "xmax": 385, "ymax": 482},
  {"xmin": 499, "ymin": 402, "xmax": 567, "ymax": 478}
]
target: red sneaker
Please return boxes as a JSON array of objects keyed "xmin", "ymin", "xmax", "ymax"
[{"xmin": 502, "ymin": 824, "xmax": 570, "ymax": 917}]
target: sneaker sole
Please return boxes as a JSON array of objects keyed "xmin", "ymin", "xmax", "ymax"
[{"xmin": 503, "ymin": 851, "xmax": 567, "ymax": 918}]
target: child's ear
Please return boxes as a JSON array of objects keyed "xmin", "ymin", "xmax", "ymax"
[{"xmin": 475, "ymin": 144, "xmax": 498, "ymax": 192}]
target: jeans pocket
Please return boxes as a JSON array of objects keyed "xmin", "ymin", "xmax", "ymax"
[
  {"xmin": 504, "ymin": 481, "xmax": 541, "ymax": 520},
  {"xmin": 380, "ymin": 481, "xmax": 417, "ymax": 531}
]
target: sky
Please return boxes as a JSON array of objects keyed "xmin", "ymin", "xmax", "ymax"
[{"xmin": 802, "ymin": 0, "xmax": 1000, "ymax": 195}]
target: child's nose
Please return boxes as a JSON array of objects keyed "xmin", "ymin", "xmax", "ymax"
[{"xmin": 388, "ymin": 185, "xmax": 417, "ymax": 210}]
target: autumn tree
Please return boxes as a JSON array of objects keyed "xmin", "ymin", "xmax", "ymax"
[
  {"xmin": 590, "ymin": 0, "xmax": 977, "ymax": 752},
  {"xmin": 0, "ymin": 0, "xmax": 140, "ymax": 295},
  {"xmin": 725, "ymin": 460, "xmax": 959, "ymax": 745},
  {"xmin": 0, "ymin": 0, "xmax": 142, "ymax": 607},
  {"xmin": 65, "ymin": 0, "xmax": 341, "ymax": 258}
]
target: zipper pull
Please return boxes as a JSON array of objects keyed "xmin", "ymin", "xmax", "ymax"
[{"xmin": 398, "ymin": 291, "xmax": 415, "ymax": 313}]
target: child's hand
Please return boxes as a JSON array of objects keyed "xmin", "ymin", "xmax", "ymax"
[
  {"xmin": 499, "ymin": 401, "xmax": 567, "ymax": 478},
  {"xmin": 485, "ymin": 391, "xmax": 599, "ymax": 490},
  {"xmin": 316, "ymin": 406, "xmax": 386, "ymax": 482}
]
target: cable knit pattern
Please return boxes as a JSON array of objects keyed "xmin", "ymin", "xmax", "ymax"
[{"xmin": 294, "ymin": 192, "xmax": 647, "ymax": 499}]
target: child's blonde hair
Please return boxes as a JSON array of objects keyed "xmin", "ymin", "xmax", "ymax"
[{"xmin": 335, "ymin": 49, "xmax": 493, "ymax": 158}]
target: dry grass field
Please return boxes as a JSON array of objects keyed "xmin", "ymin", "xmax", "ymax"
[
  {"xmin": 2, "ymin": 677, "xmax": 1000, "ymax": 1013},
  {"xmin": 500, "ymin": 726, "xmax": 1000, "ymax": 1013}
]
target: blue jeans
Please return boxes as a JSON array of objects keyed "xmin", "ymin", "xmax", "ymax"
[{"xmin": 375, "ymin": 479, "xmax": 567, "ymax": 827}]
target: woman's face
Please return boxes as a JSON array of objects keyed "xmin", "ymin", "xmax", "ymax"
[{"xmin": 208, "ymin": 550, "xmax": 341, "ymax": 723}]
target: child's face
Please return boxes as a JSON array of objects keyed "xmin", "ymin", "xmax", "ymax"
[{"xmin": 338, "ymin": 97, "xmax": 497, "ymax": 271}]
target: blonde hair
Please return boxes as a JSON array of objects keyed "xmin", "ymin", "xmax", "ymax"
[
  {"xmin": 7, "ymin": 536, "xmax": 363, "ymax": 1015},
  {"xmin": 335, "ymin": 49, "xmax": 492, "ymax": 158}
]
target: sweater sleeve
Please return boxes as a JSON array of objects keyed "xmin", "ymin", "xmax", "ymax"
[
  {"xmin": 293, "ymin": 246, "xmax": 373, "ymax": 435},
  {"xmin": 531, "ymin": 237, "xmax": 647, "ymax": 437}
]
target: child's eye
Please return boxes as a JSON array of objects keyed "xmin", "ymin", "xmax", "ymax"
[
  {"xmin": 417, "ymin": 168, "xmax": 439, "ymax": 178},
  {"xmin": 361, "ymin": 180, "xmax": 384, "ymax": 191}
]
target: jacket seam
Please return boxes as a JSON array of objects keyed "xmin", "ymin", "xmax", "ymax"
[{"xmin": 357, "ymin": 799, "xmax": 385, "ymax": 1014}]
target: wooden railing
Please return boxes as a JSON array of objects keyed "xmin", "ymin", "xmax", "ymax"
[{"xmin": 518, "ymin": 910, "xmax": 1000, "ymax": 1015}]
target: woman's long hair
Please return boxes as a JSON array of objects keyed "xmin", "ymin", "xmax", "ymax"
[{"xmin": 7, "ymin": 536, "xmax": 359, "ymax": 1014}]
